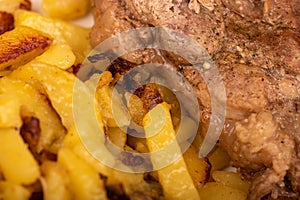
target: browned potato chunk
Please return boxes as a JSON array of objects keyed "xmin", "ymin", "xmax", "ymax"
[
  {"xmin": 144, "ymin": 103, "xmax": 200, "ymax": 199},
  {"xmin": 0, "ymin": 26, "xmax": 51, "ymax": 71},
  {"xmin": 58, "ymin": 147, "xmax": 108, "ymax": 200},
  {"xmin": 0, "ymin": 11, "xmax": 14, "ymax": 35},
  {"xmin": 9, "ymin": 62, "xmax": 76, "ymax": 129},
  {"xmin": 208, "ymin": 146, "xmax": 231, "ymax": 171}
]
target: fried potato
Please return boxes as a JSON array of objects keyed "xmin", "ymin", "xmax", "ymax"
[
  {"xmin": 183, "ymin": 145, "xmax": 211, "ymax": 190},
  {"xmin": 208, "ymin": 146, "xmax": 231, "ymax": 171},
  {"xmin": 199, "ymin": 182, "xmax": 247, "ymax": 200},
  {"xmin": 9, "ymin": 62, "xmax": 76, "ymax": 129},
  {"xmin": 42, "ymin": 0, "xmax": 90, "ymax": 20},
  {"xmin": 212, "ymin": 170, "xmax": 250, "ymax": 193},
  {"xmin": 58, "ymin": 147, "xmax": 108, "ymax": 200},
  {"xmin": 0, "ymin": 128, "xmax": 40, "ymax": 185},
  {"xmin": 0, "ymin": 26, "xmax": 51, "ymax": 71},
  {"xmin": 0, "ymin": 93, "xmax": 21, "ymax": 128},
  {"xmin": 64, "ymin": 125, "xmax": 163, "ymax": 199},
  {"xmin": 96, "ymin": 71, "xmax": 130, "ymax": 127},
  {"xmin": 143, "ymin": 102, "xmax": 200, "ymax": 200},
  {"xmin": 40, "ymin": 161, "xmax": 72, "ymax": 200},
  {"xmin": 63, "ymin": 127, "xmax": 115, "ymax": 175},
  {"xmin": 0, "ymin": 77, "xmax": 66, "ymax": 153},
  {"xmin": 106, "ymin": 127, "xmax": 127, "ymax": 149},
  {"xmin": 0, "ymin": 0, "xmax": 31, "ymax": 13},
  {"xmin": 125, "ymin": 92, "xmax": 147, "ymax": 126},
  {"xmin": 0, "ymin": 181, "xmax": 31, "ymax": 200},
  {"xmin": 14, "ymin": 10, "xmax": 91, "ymax": 63},
  {"xmin": 34, "ymin": 43, "xmax": 76, "ymax": 70}
]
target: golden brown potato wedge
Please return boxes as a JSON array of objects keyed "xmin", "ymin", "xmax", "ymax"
[
  {"xmin": 0, "ymin": 26, "xmax": 51, "ymax": 71},
  {"xmin": 34, "ymin": 43, "xmax": 76, "ymax": 70},
  {"xmin": 14, "ymin": 10, "xmax": 91, "ymax": 63},
  {"xmin": 106, "ymin": 127, "xmax": 127, "ymax": 149},
  {"xmin": 63, "ymin": 125, "xmax": 163, "ymax": 199}
]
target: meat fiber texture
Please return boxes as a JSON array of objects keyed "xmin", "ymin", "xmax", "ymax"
[{"xmin": 90, "ymin": 0, "xmax": 300, "ymax": 199}]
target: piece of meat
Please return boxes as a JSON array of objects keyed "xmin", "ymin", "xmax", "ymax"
[
  {"xmin": 220, "ymin": 112, "xmax": 295, "ymax": 199},
  {"xmin": 222, "ymin": 0, "xmax": 300, "ymax": 30},
  {"xmin": 90, "ymin": 0, "xmax": 300, "ymax": 199},
  {"xmin": 221, "ymin": 0, "xmax": 264, "ymax": 19},
  {"xmin": 124, "ymin": 0, "xmax": 225, "ymax": 56},
  {"xmin": 91, "ymin": 0, "xmax": 225, "ymax": 58},
  {"xmin": 220, "ymin": 22, "xmax": 300, "ymax": 74}
]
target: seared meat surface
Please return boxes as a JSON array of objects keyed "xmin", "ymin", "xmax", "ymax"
[{"xmin": 90, "ymin": 0, "xmax": 300, "ymax": 199}]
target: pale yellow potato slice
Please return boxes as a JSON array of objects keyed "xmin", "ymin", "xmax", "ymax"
[
  {"xmin": 40, "ymin": 161, "xmax": 72, "ymax": 200},
  {"xmin": 0, "ymin": 181, "xmax": 31, "ymax": 200},
  {"xmin": 143, "ymin": 102, "xmax": 200, "ymax": 200},
  {"xmin": 212, "ymin": 170, "xmax": 250, "ymax": 193},
  {"xmin": 58, "ymin": 147, "xmax": 107, "ymax": 200},
  {"xmin": 9, "ymin": 62, "xmax": 76, "ymax": 129},
  {"xmin": 0, "ymin": 0, "xmax": 30, "ymax": 13},
  {"xmin": 0, "ymin": 77, "xmax": 66, "ymax": 153},
  {"xmin": 0, "ymin": 128, "xmax": 40, "ymax": 185},
  {"xmin": 200, "ymin": 182, "xmax": 247, "ymax": 200},
  {"xmin": 42, "ymin": 0, "xmax": 90, "ymax": 20},
  {"xmin": 34, "ymin": 43, "xmax": 76, "ymax": 70}
]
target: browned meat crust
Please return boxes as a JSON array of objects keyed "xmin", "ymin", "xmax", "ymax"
[{"xmin": 0, "ymin": 12, "xmax": 14, "ymax": 35}]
